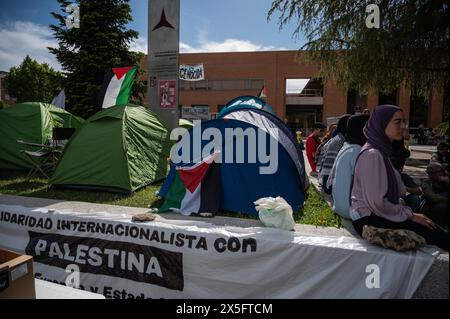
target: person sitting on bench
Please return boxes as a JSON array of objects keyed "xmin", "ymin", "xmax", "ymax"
[
  {"xmin": 328, "ymin": 114, "xmax": 369, "ymax": 219},
  {"xmin": 349, "ymin": 105, "xmax": 448, "ymax": 251}
]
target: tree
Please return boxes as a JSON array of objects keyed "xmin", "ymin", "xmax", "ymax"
[
  {"xmin": 4, "ymin": 55, "xmax": 63, "ymax": 103},
  {"xmin": 268, "ymin": 0, "xmax": 448, "ymax": 98},
  {"xmin": 129, "ymin": 52, "xmax": 147, "ymax": 106},
  {"xmin": 49, "ymin": 0, "xmax": 144, "ymax": 118}
]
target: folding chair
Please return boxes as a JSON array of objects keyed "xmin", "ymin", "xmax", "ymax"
[
  {"xmin": 17, "ymin": 140, "xmax": 57, "ymax": 179},
  {"xmin": 49, "ymin": 127, "xmax": 77, "ymax": 166},
  {"xmin": 17, "ymin": 128, "xmax": 76, "ymax": 180},
  {"xmin": 52, "ymin": 127, "xmax": 76, "ymax": 150}
]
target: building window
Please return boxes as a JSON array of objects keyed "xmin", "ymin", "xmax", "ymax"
[
  {"xmin": 285, "ymin": 78, "xmax": 324, "ymax": 132},
  {"xmin": 410, "ymin": 95, "xmax": 428, "ymax": 128},
  {"xmin": 286, "ymin": 105, "xmax": 323, "ymax": 132},
  {"xmin": 347, "ymin": 89, "xmax": 367, "ymax": 114},
  {"xmin": 286, "ymin": 78, "xmax": 323, "ymax": 97},
  {"xmin": 190, "ymin": 80, "xmax": 210, "ymax": 90},
  {"xmin": 180, "ymin": 79, "xmax": 264, "ymax": 91}
]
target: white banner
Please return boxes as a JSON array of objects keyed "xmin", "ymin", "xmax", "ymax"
[
  {"xmin": 179, "ymin": 64, "xmax": 204, "ymax": 81},
  {"xmin": 0, "ymin": 205, "xmax": 438, "ymax": 299}
]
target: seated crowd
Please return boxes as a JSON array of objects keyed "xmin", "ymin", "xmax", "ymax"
[{"xmin": 305, "ymin": 105, "xmax": 449, "ymax": 251}]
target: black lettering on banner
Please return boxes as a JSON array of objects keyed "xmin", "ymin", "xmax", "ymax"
[
  {"xmin": 213, "ymin": 237, "xmax": 257, "ymax": 253},
  {"xmin": 25, "ymin": 231, "xmax": 184, "ymax": 291},
  {"xmin": 0, "ymin": 211, "xmax": 52, "ymax": 230},
  {"xmin": 179, "ymin": 65, "xmax": 203, "ymax": 80}
]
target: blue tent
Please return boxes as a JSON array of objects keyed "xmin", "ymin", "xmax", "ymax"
[
  {"xmin": 218, "ymin": 95, "xmax": 274, "ymax": 117},
  {"xmin": 159, "ymin": 96, "xmax": 308, "ymax": 216}
]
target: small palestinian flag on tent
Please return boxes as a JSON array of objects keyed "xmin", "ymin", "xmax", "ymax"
[
  {"xmin": 257, "ymin": 84, "xmax": 267, "ymax": 99},
  {"xmin": 98, "ymin": 66, "xmax": 138, "ymax": 109},
  {"xmin": 160, "ymin": 152, "xmax": 221, "ymax": 216}
]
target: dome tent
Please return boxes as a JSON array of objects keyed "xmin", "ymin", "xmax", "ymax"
[
  {"xmin": 49, "ymin": 104, "xmax": 171, "ymax": 193},
  {"xmin": 217, "ymin": 95, "xmax": 275, "ymax": 117},
  {"xmin": 158, "ymin": 96, "xmax": 308, "ymax": 216},
  {"xmin": 45, "ymin": 103, "xmax": 84, "ymax": 131},
  {"xmin": 0, "ymin": 102, "xmax": 84, "ymax": 170}
]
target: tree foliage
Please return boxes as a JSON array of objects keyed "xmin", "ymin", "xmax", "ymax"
[
  {"xmin": 49, "ymin": 0, "xmax": 145, "ymax": 118},
  {"xmin": 268, "ymin": 0, "xmax": 448, "ymax": 98},
  {"xmin": 4, "ymin": 55, "xmax": 63, "ymax": 103}
]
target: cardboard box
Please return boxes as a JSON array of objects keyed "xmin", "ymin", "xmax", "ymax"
[{"xmin": 0, "ymin": 248, "xmax": 36, "ymax": 299}]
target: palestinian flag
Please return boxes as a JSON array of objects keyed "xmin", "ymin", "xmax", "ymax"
[
  {"xmin": 160, "ymin": 153, "xmax": 221, "ymax": 216},
  {"xmin": 257, "ymin": 84, "xmax": 267, "ymax": 99},
  {"xmin": 98, "ymin": 66, "xmax": 138, "ymax": 109}
]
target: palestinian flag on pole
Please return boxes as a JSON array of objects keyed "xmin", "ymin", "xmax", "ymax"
[
  {"xmin": 257, "ymin": 84, "xmax": 267, "ymax": 99},
  {"xmin": 97, "ymin": 66, "xmax": 138, "ymax": 109},
  {"xmin": 160, "ymin": 153, "xmax": 221, "ymax": 216}
]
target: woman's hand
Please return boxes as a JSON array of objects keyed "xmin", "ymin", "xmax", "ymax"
[{"xmin": 410, "ymin": 213, "xmax": 437, "ymax": 230}]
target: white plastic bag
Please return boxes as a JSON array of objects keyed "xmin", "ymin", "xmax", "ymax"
[{"xmin": 254, "ymin": 196, "xmax": 295, "ymax": 231}]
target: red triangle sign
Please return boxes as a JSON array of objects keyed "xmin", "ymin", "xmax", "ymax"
[{"xmin": 112, "ymin": 67, "xmax": 134, "ymax": 80}]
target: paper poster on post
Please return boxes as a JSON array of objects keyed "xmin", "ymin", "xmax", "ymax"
[
  {"xmin": 148, "ymin": 0, "xmax": 180, "ymax": 129},
  {"xmin": 181, "ymin": 106, "xmax": 210, "ymax": 120},
  {"xmin": 159, "ymin": 80, "xmax": 176, "ymax": 109},
  {"xmin": 179, "ymin": 64, "xmax": 205, "ymax": 81}
]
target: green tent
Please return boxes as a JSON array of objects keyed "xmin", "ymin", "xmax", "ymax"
[
  {"xmin": 45, "ymin": 104, "xmax": 84, "ymax": 131},
  {"xmin": 179, "ymin": 118, "xmax": 193, "ymax": 129},
  {"xmin": 0, "ymin": 102, "xmax": 84, "ymax": 170},
  {"xmin": 49, "ymin": 104, "xmax": 172, "ymax": 193}
]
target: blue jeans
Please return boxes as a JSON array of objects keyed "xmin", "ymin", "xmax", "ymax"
[
  {"xmin": 403, "ymin": 194, "xmax": 421, "ymax": 213},
  {"xmin": 322, "ymin": 175, "xmax": 332, "ymax": 195}
]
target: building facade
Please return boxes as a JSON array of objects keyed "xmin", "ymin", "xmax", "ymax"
[{"xmin": 142, "ymin": 50, "xmax": 445, "ymax": 129}]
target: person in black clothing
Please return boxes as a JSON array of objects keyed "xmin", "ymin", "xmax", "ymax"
[
  {"xmin": 421, "ymin": 162, "xmax": 449, "ymax": 229},
  {"xmin": 390, "ymin": 140, "xmax": 423, "ymax": 213},
  {"xmin": 431, "ymin": 142, "xmax": 449, "ymax": 171},
  {"xmin": 416, "ymin": 124, "xmax": 426, "ymax": 145}
]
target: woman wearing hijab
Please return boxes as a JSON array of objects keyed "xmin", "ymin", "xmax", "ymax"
[
  {"xmin": 350, "ymin": 105, "xmax": 448, "ymax": 251},
  {"xmin": 318, "ymin": 114, "xmax": 351, "ymax": 194},
  {"xmin": 327, "ymin": 114, "xmax": 369, "ymax": 219}
]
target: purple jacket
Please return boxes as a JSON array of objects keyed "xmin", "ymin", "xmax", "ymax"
[{"xmin": 350, "ymin": 148, "xmax": 413, "ymax": 222}]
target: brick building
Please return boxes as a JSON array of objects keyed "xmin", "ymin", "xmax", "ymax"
[{"xmin": 141, "ymin": 50, "xmax": 446, "ymax": 129}]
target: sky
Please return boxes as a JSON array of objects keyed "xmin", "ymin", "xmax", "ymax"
[{"xmin": 0, "ymin": 0, "xmax": 305, "ymax": 71}]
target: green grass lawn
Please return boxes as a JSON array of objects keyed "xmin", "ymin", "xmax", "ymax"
[{"xmin": 0, "ymin": 169, "xmax": 342, "ymax": 228}]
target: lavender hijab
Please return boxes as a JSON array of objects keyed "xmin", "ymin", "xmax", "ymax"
[{"xmin": 360, "ymin": 105, "xmax": 402, "ymax": 204}]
